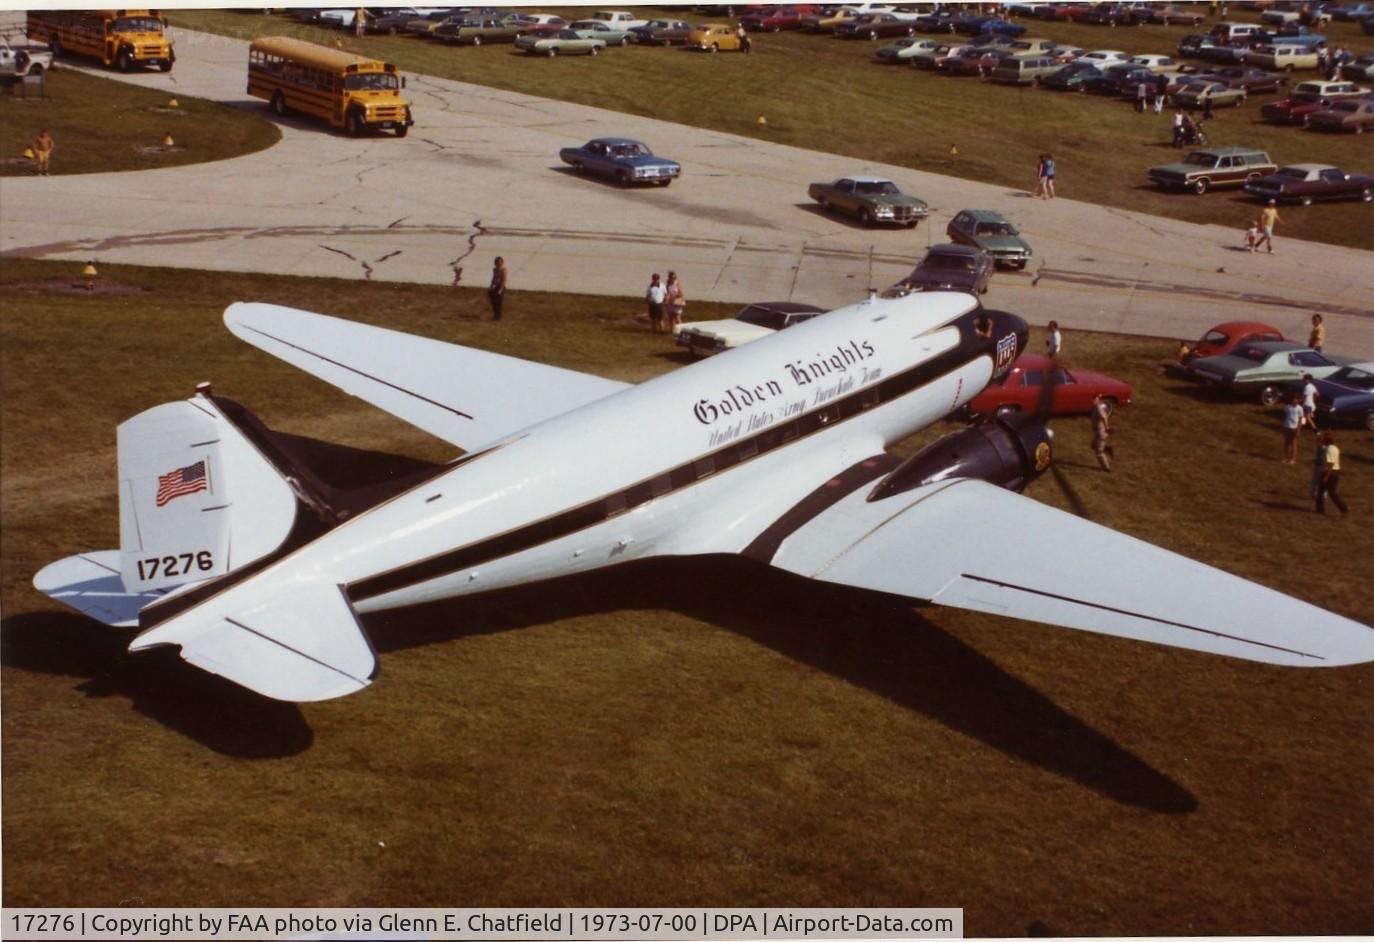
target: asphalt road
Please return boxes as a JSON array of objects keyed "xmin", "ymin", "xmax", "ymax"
[{"xmin": 2, "ymin": 24, "xmax": 1372, "ymax": 352}]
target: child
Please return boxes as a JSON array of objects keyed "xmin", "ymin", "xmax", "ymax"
[{"xmin": 1244, "ymin": 219, "xmax": 1260, "ymax": 252}]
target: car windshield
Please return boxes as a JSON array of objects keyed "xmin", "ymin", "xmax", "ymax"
[
  {"xmin": 975, "ymin": 221, "xmax": 1016, "ymax": 236},
  {"xmin": 1330, "ymin": 367, "xmax": 1374, "ymax": 389},
  {"xmin": 925, "ymin": 254, "xmax": 975, "ymax": 271},
  {"xmin": 114, "ymin": 16, "xmax": 164, "ymax": 32},
  {"xmin": 1183, "ymin": 152, "xmax": 1220, "ymax": 166},
  {"xmin": 344, "ymin": 72, "xmax": 399, "ymax": 90},
  {"xmin": 854, "ymin": 181, "xmax": 900, "ymax": 195},
  {"xmin": 736, "ymin": 306, "xmax": 788, "ymax": 330}
]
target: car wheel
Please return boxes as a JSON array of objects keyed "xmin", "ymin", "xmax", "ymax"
[
  {"xmin": 159, "ymin": 59, "xmax": 172, "ymax": 72},
  {"xmin": 1364, "ymin": 410, "xmax": 1374, "ymax": 433},
  {"xmin": 387, "ymin": 25, "xmax": 398, "ymax": 35},
  {"xmin": 1361, "ymin": 186, "xmax": 1372, "ymax": 202},
  {"xmin": 1357, "ymin": 125, "xmax": 1366, "ymax": 135},
  {"xmin": 617, "ymin": 169, "xmax": 630, "ymax": 186},
  {"xmin": 869, "ymin": 29, "xmax": 879, "ymax": 39},
  {"xmin": 395, "ymin": 122, "xmax": 408, "ymax": 138},
  {"xmin": 1193, "ymin": 177, "xmax": 1210, "ymax": 195},
  {"xmin": 589, "ymin": 45, "xmax": 599, "ymax": 55},
  {"xmin": 817, "ymin": 196, "xmax": 829, "ymax": 211},
  {"xmin": 117, "ymin": 48, "xmax": 132, "ymax": 72},
  {"xmin": 346, "ymin": 109, "xmax": 364, "ymax": 137},
  {"xmin": 547, "ymin": 47, "xmax": 557, "ymax": 56},
  {"xmin": 1300, "ymin": 195, "xmax": 1313, "ymax": 207},
  {"xmin": 709, "ymin": 43, "xmax": 719, "ymax": 52},
  {"xmin": 1100, "ymin": 397, "xmax": 1117, "ymax": 416},
  {"xmin": 271, "ymin": 91, "xmax": 287, "ymax": 116},
  {"xmin": 859, "ymin": 207, "xmax": 874, "ymax": 227},
  {"xmin": 1259, "ymin": 385, "xmax": 1281, "ymax": 408},
  {"xmin": 471, "ymin": 35, "xmax": 482, "ymax": 46},
  {"xmin": 1014, "ymin": 260, "xmax": 1027, "ymax": 270},
  {"xmin": 906, "ymin": 26, "xmax": 915, "ymax": 35},
  {"xmin": 28, "ymin": 63, "xmax": 43, "ymax": 77},
  {"xmin": 620, "ymin": 36, "xmax": 629, "ymax": 46},
  {"xmin": 571, "ymin": 160, "xmax": 585, "ymax": 174}
]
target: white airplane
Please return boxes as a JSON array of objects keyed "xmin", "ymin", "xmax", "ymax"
[{"xmin": 33, "ymin": 293, "xmax": 1374, "ymax": 702}]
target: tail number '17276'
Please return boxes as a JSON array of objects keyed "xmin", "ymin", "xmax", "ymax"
[{"xmin": 137, "ymin": 551, "xmax": 214, "ymax": 581}]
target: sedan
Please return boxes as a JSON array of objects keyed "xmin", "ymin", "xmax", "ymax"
[
  {"xmin": 628, "ymin": 19, "xmax": 693, "ymax": 44},
  {"xmin": 1244, "ymin": 164, "xmax": 1374, "ymax": 205},
  {"xmin": 835, "ymin": 12, "xmax": 918, "ymax": 38},
  {"xmin": 1040, "ymin": 61, "xmax": 1106, "ymax": 90},
  {"xmin": 897, "ymin": 243, "xmax": 994, "ymax": 295},
  {"xmin": 967, "ymin": 355, "xmax": 1133, "ymax": 417},
  {"xmin": 808, "ymin": 176, "xmax": 929, "ymax": 226},
  {"xmin": 569, "ymin": 20, "xmax": 634, "ymax": 46},
  {"xmin": 1306, "ymin": 363, "xmax": 1374, "ymax": 431},
  {"xmin": 873, "ymin": 37, "xmax": 942, "ymax": 62},
  {"xmin": 674, "ymin": 302, "xmax": 826, "ymax": 357},
  {"xmin": 559, "ymin": 138, "xmax": 681, "ymax": 186},
  {"xmin": 947, "ymin": 209, "xmax": 1033, "ymax": 268},
  {"xmin": 1150, "ymin": 5, "xmax": 1206, "ymax": 26},
  {"xmin": 514, "ymin": 29, "xmax": 606, "ymax": 56},
  {"xmin": 1188, "ymin": 341, "xmax": 1350, "ymax": 405},
  {"xmin": 1173, "ymin": 81, "xmax": 1248, "ymax": 109},
  {"xmin": 1308, "ymin": 99, "xmax": 1374, "ymax": 133},
  {"xmin": 1188, "ymin": 321, "xmax": 1286, "ymax": 360},
  {"xmin": 1207, "ymin": 65, "xmax": 1286, "ymax": 94}
]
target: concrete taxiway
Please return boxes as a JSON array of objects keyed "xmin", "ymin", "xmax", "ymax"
[{"xmin": 1, "ymin": 25, "xmax": 1371, "ymax": 350}]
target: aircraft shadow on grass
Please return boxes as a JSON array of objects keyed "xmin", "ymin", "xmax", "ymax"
[{"xmin": 6, "ymin": 432, "xmax": 1197, "ymax": 812}]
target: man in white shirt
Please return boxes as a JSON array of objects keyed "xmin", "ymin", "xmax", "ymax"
[{"xmin": 645, "ymin": 273, "xmax": 666, "ymax": 333}]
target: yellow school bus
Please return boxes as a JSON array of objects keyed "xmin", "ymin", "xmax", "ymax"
[
  {"xmin": 27, "ymin": 9, "xmax": 174, "ymax": 72},
  {"xmin": 247, "ymin": 37, "xmax": 413, "ymax": 138}
]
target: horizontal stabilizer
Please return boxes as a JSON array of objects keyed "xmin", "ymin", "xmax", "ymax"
[
  {"xmin": 769, "ymin": 478, "xmax": 1374, "ymax": 668},
  {"xmin": 129, "ymin": 580, "xmax": 376, "ymax": 702},
  {"xmin": 224, "ymin": 302, "xmax": 630, "ymax": 451},
  {"xmin": 33, "ymin": 551, "xmax": 169, "ymax": 628}
]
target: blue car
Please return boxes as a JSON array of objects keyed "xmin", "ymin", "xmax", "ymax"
[
  {"xmin": 1283, "ymin": 362, "xmax": 1374, "ymax": 431},
  {"xmin": 558, "ymin": 138, "xmax": 681, "ymax": 187},
  {"xmin": 959, "ymin": 16, "xmax": 1027, "ymax": 36}
]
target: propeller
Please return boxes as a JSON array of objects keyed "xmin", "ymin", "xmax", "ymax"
[{"xmin": 1030, "ymin": 350, "xmax": 1095, "ymax": 521}]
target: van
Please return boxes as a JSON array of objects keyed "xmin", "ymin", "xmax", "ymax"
[
  {"xmin": 1244, "ymin": 43, "xmax": 1319, "ymax": 71},
  {"xmin": 990, "ymin": 54, "xmax": 1062, "ymax": 84},
  {"xmin": 1209, "ymin": 21, "xmax": 1265, "ymax": 44}
]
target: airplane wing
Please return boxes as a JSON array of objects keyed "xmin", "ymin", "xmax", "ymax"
[
  {"xmin": 224, "ymin": 302, "xmax": 630, "ymax": 452},
  {"xmin": 761, "ymin": 474, "xmax": 1374, "ymax": 667}
]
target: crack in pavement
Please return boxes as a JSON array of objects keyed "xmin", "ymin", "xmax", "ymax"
[{"xmin": 450, "ymin": 219, "xmax": 486, "ymax": 286}]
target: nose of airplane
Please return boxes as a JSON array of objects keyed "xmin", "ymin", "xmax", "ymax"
[{"xmin": 978, "ymin": 308, "xmax": 1029, "ymax": 374}]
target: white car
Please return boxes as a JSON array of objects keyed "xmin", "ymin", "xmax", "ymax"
[
  {"xmin": 673, "ymin": 302, "xmax": 826, "ymax": 357},
  {"xmin": 1080, "ymin": 49, "xmax": 1129, "ymax": 68},
  {"xmin": 1127, "ymin": 54, "xmax": 1179, "ymax": 74},
  {"xmin": 589, "ymin": 10, "xmax": 649, "ymax": 30}
]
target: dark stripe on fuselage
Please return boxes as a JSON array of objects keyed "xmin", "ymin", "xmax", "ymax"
[
  {"xmin": 959, "ymin": 573, "xmax": 1324, "ymax": 661},
  {"xmin": 349, "ymin": 310, "xmax": 1013, "ymax": 603}
]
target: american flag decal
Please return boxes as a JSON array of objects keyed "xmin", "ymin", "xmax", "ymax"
[{"xmin": 155, "ymin": 460, "xmax": 208, "ymax": 507}]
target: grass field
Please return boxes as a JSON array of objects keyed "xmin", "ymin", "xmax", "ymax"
[
  {"xmin": 0, "ymin": 67, "xmax": 280, "ymax": 177},
  {"xmin": 2, "ymin": 258, "xmax": 1371, "ymax": 932},
  {"xmin": 166, "ymin": 7, "xmax": 1374, "ymax": 251}
]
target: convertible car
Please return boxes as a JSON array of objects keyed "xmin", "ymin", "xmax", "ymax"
[{"xmin": 559, "ymin": 138, "xmax": 681, "ymax": 186}]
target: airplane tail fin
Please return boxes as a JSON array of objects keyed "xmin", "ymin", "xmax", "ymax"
[{"xmin": 34, "ymin": 387, "xmax": 307, "ymax": 626}]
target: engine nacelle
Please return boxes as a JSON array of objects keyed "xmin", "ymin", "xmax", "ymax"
[{"xmin": 869, "ymin": 413, "xmax": 1053, "ymax": 501}]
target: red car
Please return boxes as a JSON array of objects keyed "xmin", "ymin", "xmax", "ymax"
[
  {"xmin": 740, "ymin": 5, "xmax": 818, "ymax": 31},
  {"xmin": 1188, "ymin": 321, "xmax": 1286, "ymax": 360},
  {"xmin": 967, "ymin": 354, "xmax": 1133, "ymax": 417}
]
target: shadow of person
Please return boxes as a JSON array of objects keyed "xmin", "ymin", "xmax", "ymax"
[
  {"xmin": 2, "ymin": 610, "xmax": 312, "ymax": 758},
  {"xmin": 370, "ymin": 556, "xmax": 1197, "ymax": 813}
]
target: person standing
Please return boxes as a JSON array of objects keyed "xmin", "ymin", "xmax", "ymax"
[
  {"xmin": 1308, "ymin": 314, "xmax": 1325, "ymax": 352},
  {"xmin": 1153, "ymin": 75, "xmax": 1166, "ymax": 114},
  {"xmin": 1202, "ymin": 91, "xmax": 1215, "ymax": 121},
  {"xmin": 645, "ymin": 272, "xmax": 666, "ymax": 333},
  {"xmin": 1300, "ymin": 373, "xmax": 1319, "ymax": 430},
  {"xmin": 1091, "ymin": 394, "xmax": 1113, "ymax": 471},
  {"xmin": 1046, "ymin": 320, "xmax": 1062, "ymax": 359},
  {"xmin": 1281, "ymin": 394, "xmax": 1303, "ymax": 464},
  {"xmin": 1135, "ymin": 81, "xmax": 1148, "ymax": 114},
  {"xmin": 736, "ymin": 22, "xmax": 752, "ymax": 54},
  {"xmin": 664, "ymin": 271, "xmax": 685, "ymax": 331},
  {"xmin": 1042, "ymin": 153, "xmax": 1056, "ymax": 199},
  {"xmin": 354, "ymin": 6, "xmax": 366, "ymax": 36},
  {"xmin": 31, "ymin": 128, "xmax": 54, "ymax": 176},
  {"xmin": 1314, "ymin": 432, "xmax": 1349, "ymax": 515},
  {"xmin": 1171, "ymin": 108, "xmax": 1186, "ymax": 148},
  {"xmin": 488, "ymin": 256, "xmax": 507, "ymax": 321},
  {"xmin": 1256, "ymin": 200, "xmax": 1280, "ymax": 254},
  {"xmin": 1032, "ymin": 153, "xmax": 1048, "ymax": 198}
]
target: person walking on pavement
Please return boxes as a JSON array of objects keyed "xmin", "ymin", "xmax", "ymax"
[
  {"xmin": 488, "ymin": 257, "xmax": 507, "ymax": 321},
  {"xmin": 1256, "ymin": 200, "xmax": 1280, "ymax": 254}
]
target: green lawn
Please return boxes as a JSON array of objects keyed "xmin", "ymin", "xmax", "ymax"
[
  {"xmin": 0, "ymin": 66, "xmax": 280, "ymax": 177},
  {"xmin": 168, "ymin": 7, "xmax": 1374, "ymax": 250},
  {"xmin": 2, "ymin": 258, "xmax": 1371, "ymax": 932}
]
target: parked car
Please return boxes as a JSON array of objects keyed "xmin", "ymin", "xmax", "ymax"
[
  {"xmin": 897, "ymin": 244, "xmax": 994, "ymax": 295},
  {"xmin": 686, "ymin": 23, "xmax": 745, "ymax": 51},
  {"xmin": 1150, "ymin": 5, "xmax": 1206, "ymax": 26},
  {"xmin": 585, "ymin": 10, "xmax": 648, "ymax": 30},
  {"xmin": 1041, "ymin": 61, "xmax": 1106, "ymax": 89},
  {"xmin": 989, "ymin": 53, "xmax": 1062, "ymax": 84},
  {"xmin": 967, "ymin": 355, "xmax": 1134, "ymax": 417},
  {"xmin": 947, "ymin": 209, "xmax": 1033, "ymax": 269},
  {"xmin": 1177, "ymin": 33, "xmax": 1226, "ymax": 58},
  {"xmin": 674, "ymin": 302, "xmax": 826, "ymax": 357},
  {"xmin": 1174, "ymin": 80, "xmax": 1249, "ymax": 107},
  {"xmin": 1034, "ymin": 2, "xmax": 1094, "ymax": 21},
  {"xmin": 1126, "ymin": 54, "xmax": 1180, "ymax": 73},
  {"xmin": 1188, "ymin": 341, "xmax": 1350, "ymax": 404},
  {"xmin": 514, "ymin": 29, "xmax": 606, "ymax": 56},
  {"xmin": 956, "ymin": 15, "xmax": 1028, "ymax": 36},
  {"xmin": 808, "ymin": 176, "xmax": 929, "ymax": 227},
  {"xmin": 1086, "ymin": 63, "xmax": 1157, "ymax": 94},
  {"xmin": 873, "ymin": 37, "xmax": 942, "ymax": 61},
  {"xmin": 559, "ymin": 138, "xmax": 681, "ymax": 186},
  {"xmin": 0, "ymin": 37, "xmax": 52, "ymax": 79},
  {"xmin": 1244, "ymin": 164, "xmax": 1374, "ymax": 205},
  {"xmin": 1261, "ymin": 80, "xmax": 1369, "ymax": 123},
  {"xmin": 435, "ymin": 16, "xmax": 522, "ymax": 44},
  {"xmin": 740, "ymin": 5, "xmax": 818, "ymax": 31},
  {"xmin": 910, "ymin": 41, "xmax": 972, "ymax": 68},
  {"xmin": 1187, "ymin": 321, "xmax": 1287, "ymax": 361},
  {"xmin": 1326, "ymin": 2, "xmax": 1374, "ymax": 20},
  {"xmin": 836, "ymin": 12, "xmax": 919, "ymax": 38},
  {"xmin": 1307, "ymin": 98, "xmax": 1374, "ymax": 132},
  {"xmin": 569, "ymin": 20, "xmax": 634, "ymax": 45},
  {"xmin": 1243, "ymin": 43, "xmax": 1319, "ymax": 72},
  {"xmin": 1080, "ymin": 3, "xmax": 1145, "ymax": 26},
  {"xmin": 1148, "ymin": 147, "xmax": 1278, "ymax": 194},
  {"xmin": 1342, "ymin": 52, "xmax": 1374, "ymax": 82},
  {"xmin": 1301, "ymin": 363, "xmax": 1374, "ymax": 431},
  {"xmin": 628, "ymin": 19, "xmax": 694, "ymax": 43},
  {"xmin": 1078, "ymin": 48, "xmax": 1129, "ymax": 68},
  {"xmin": 940, "ymin": 46, "xmax": 1018, "ymax": 75}
]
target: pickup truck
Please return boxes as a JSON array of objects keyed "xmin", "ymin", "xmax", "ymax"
[{"xmin": 0, "ymin": 36, "xmax": 53, "ymax": 80}]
